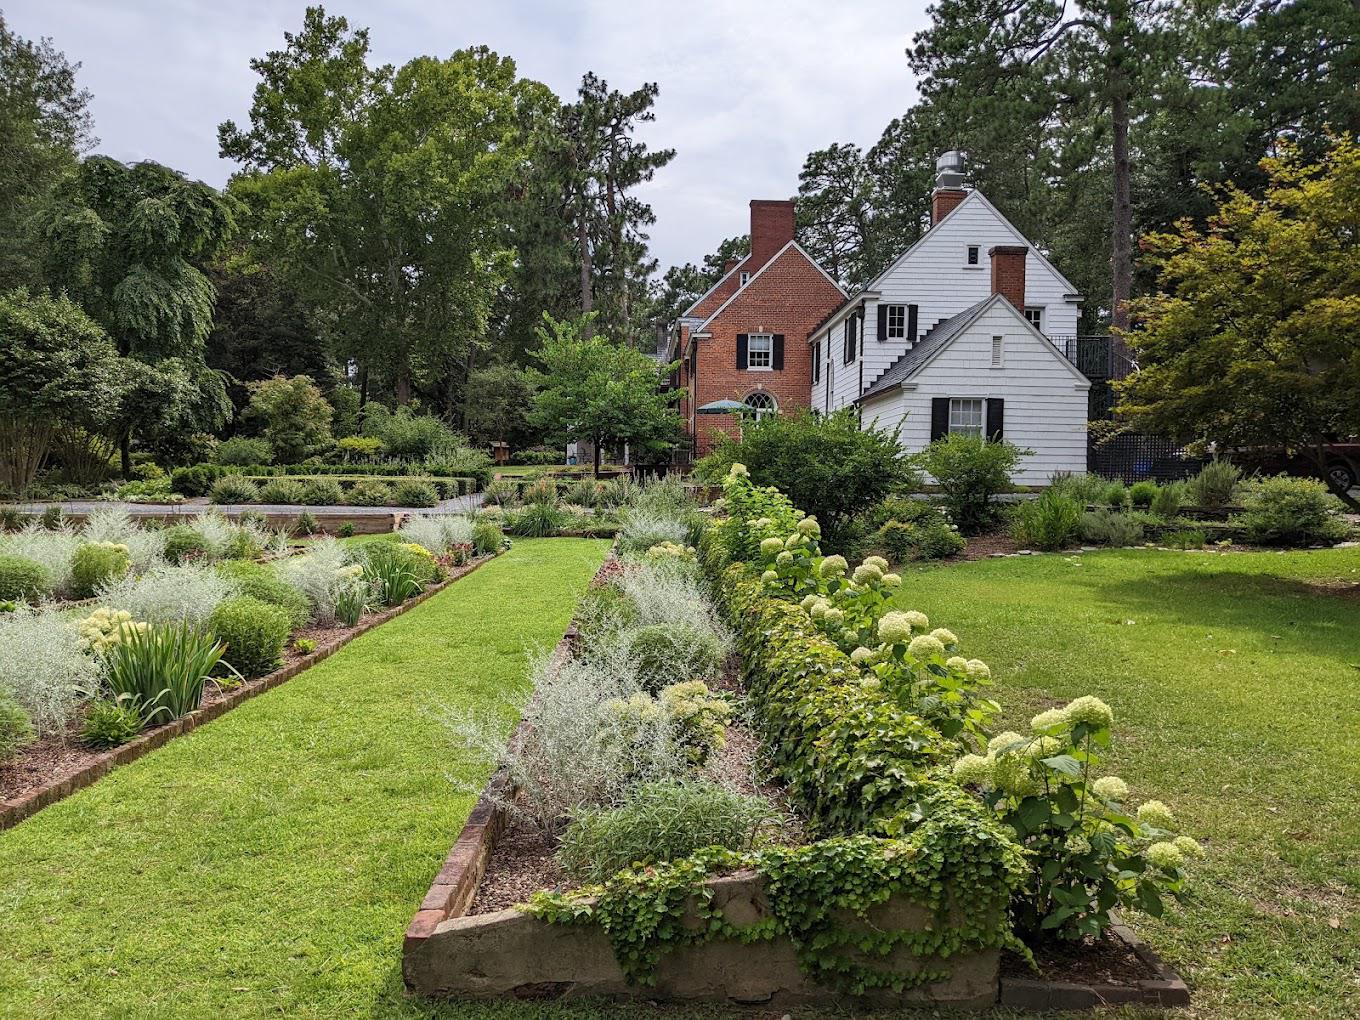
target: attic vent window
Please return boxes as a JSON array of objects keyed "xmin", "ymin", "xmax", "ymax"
[
  {"xmin": 966, "ymin": 245, "xmax": 980, "ymax": 266},
  {"xmin": 991, "ymin": 335, "xmax": 1003, "ymax": 366},
  {"xmin": 739, "ymin": 271, "xmax": 750, "ymax": 286}
]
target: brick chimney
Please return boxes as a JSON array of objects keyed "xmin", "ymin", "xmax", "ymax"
[
  {"xmin": 989, "ymin": 245, "xmax": 1028, "ymax": 310},
  {"xmin": 931, "ymin": 150, "xmax": 968, "ymax": 226},
  {"xmin": 748, "ymin": 199, "xmax": 796, "ymax": 272}
]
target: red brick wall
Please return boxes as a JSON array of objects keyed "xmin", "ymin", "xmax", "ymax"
[
  {"xmin": 989, "ymin": 244, "xmax": 1028, "ymax": 310},
  {"xmin": 690, "ymin": 246, "xmax": 844, "ymax": 456},
  {"xmin": 932, "ymin": 188, "xmax": 967, "ymax": 225}
]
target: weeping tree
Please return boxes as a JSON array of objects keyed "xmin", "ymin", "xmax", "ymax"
[
  {"xmin": 0, "ymin": 289, "xmax": 123, "ymax": 492},
  {"xmin": 40, "ymin": 156, "xmax": 236, "ymax": 472}
]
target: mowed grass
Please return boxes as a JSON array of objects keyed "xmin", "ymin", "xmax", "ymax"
[
  {"xmin": 893, "ymin": 547, "xmax": 1360, "ymax": 1020},
  {"xmin": 0, "ymin": 539, "xmax": 609, "ymax": 1019}
]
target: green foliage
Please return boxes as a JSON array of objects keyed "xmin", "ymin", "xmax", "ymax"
[
  {"xmin": 1149, "ymin": 481, "xmax": 1185, "ymax": 519},
  {"xmin": 530, "ymin": 785, "xmax": 1025, "ymax": 992},
  {"xmin": 169, "ymin": 464, "xmax": 216, "ymax": 497},
  {"xmin": 335, "ymin": 435, "xmax": 383, "ymax": 461},
  {"xmin": 1104, "ymin": 480, "xmax": 1129, "ymax": 509},
  {"xmin": 104, "ymin": 622, "xmax": 228, "ymax": 723},
  {"xmin": 1232, "ymin": 474, "xmax": 1351, "ymax": 547},
  {"xmin": 1047, "ymin": 471, "xmax": 1110, "ymax": 505},
  {"xmin": 69, "ymin": 542, "xmax": 131, "ymax": 599},
  {"xmin": 0, "ymin": 694, "xmax": 34, "ymax": 761},
  {"xmin": 391, "ymin": 479, "xmax": 438, "ymax": 508},
  {"xmin": 866, "ymin": 497, "xmax": 964, "ymax": 562},
  {"xmin": 243, "ymin": 375, "xmax": 333, "ymax": 463},
  {"xmin": 346, "ymin": 480, "xmax": 391, "ymax": 507},
  {"xmin": 363, "ymin": 407, "xmax": 456, "ymax": 460},
  {"xmin": 162, "ymin": 525, "xmax": 209, "ymax": 565},
  {"xmin": 215, "ymin": 560, "xmax": 310, "ymax": 630},
  {"xmin": 336, "ymin": 522, "xmax": 355, "ymax": 539},
  {"xmin": 697, "ymin": 409, "xmax": 914, "ymax": 548},
  {"xmin": 522, "ymin": 476, "xmax": 559, "ymax": 505},
  {"xmin": 293, "ymin": 638, "xmax": 317, "ymax": 654},
  {"xmin": 1163, "ymin": 529, "xmax": 1207, "ymax": 550},
  {"xmin": 360, "ymin": 543, "xmax": 425, "ymax": 606},
  {"xmin": 0, "ymin": 289, "xmax": 123, "ymax": 491},
  {"xmin": 38, "ymin": 506, "xmax": 63, "ymax": 530},
  {"xmin": 1079, "ymin": 508, "xmax": 1145, "ymax": 547},
  {"xmin": 462, "ymin": 363, "xmax": 541, "ymax": 448},
  {"xmin": 256, "ymin": 477, "xmax": 304, "ymax": 504},
  {"xmin": 481, "ymin": 478, "xmax": 519, "ymax": 507},
  {"xmin": 529, "ymin": 312, "xmax": 682, "ymax": 474},
  {"xmin": 1012, "ymin": 490, "xmax": 1084, "ymax": 551},
  {"xmin": 214, "ymin": 436, "xmax": 273, "ymax": 466},
  {"xmin": 557, "ymin": 780, "xmax": 774, "ymax": 884},
  {"xmin": 471, "ymin": 520, "xmax": 504, "ymax": 556},
  {"xmin": 955, "ymin": 698, "xmax": 1199, "ymax": 942},
  {"xmin": 80, "ymin": 696, "xmax": 143, "ymax": 748},
  {"xmin": 293, "ymin": 511, "xmax": 319, "ymax": 536},
  {"xmin": 916, "ymin": 434, "xmax": 1029, "ymax": 535},
  {"xmin": 1128, "ymin": 480, "xmax": 1159, "ymax": 508},
  {"xmin": 300, "ymin": 477, "xmax": 343, "ymax": 505},
  {"xmin": 207, "ymin": 596, "xmax": 291, "ymax": 680},
  {"xmin": 208, "ymin": 474, "xmax": 261, "ymax": 505},
  {"xmin": 507, "ymin": 502, "xmax": 568, "ymax": 537},
  {"xmin": 622, "ymin": 623, "xmax": 726, "ymax": 694},
  {"xmin": 1187, "ymin": 458, "xmax": 1242, "ymax": 508},
  {"xmin": 0, "ymin": 554, "xmax": 53, "ymax": 602}
]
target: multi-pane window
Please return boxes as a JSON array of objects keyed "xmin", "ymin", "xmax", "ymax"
[
  {"xmin": 743, "ymin": 391, "xmax": 777, "ymax": 420},
  {"xmin": 747, "ymin": 333, "xmax": 773, "ymax": 369},
  {"xmin": 966, "ymin": 245, "xmax": 980, "ymax": 266},
  {"xmin": 885, "ymin": 305, "xmax": 906, "ymax": 339},
  {"xmin": 1024, "ymin": 306, "xmax": 1043, "ymax": 331},
  {"xmin": 949, "ymin": 397, "xmax": 985, "ymax": 438},
  {"xmin": 739, "ymin": 271, "xmax": 750, "ymax": 287}
]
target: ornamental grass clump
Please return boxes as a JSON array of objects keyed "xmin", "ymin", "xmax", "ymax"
[
  {"xmin": 0, "ymin": 605, "xmax": 101, "ymax": 734},
  {"xmin": 360, "ymin": 542, "xmax": 427, "ymax": 606},
  {"xmin": 1011, "ymin": 489, "xmax": 1083, "ymax": 551},
  {"xmin": 104, "ymin": 621, "xmax": 229, "ymax": 723},
  {"xmin": 506, "ymin": 502, "xmax": 567, "ymax": 537},
  {"xmin": 618, "ymin": 508, "xmax": 690, "ymax": 554},
  {"xmin": 557, "ymin": 780, "xmax": 776, "ymax": 883},
  {"xmin": 399, "ymin": 514, "xmax": 474, "ymax": 557},
  {"xmin": 951, "ymin": 695, "xmax": 1202, "ymax": 942}
]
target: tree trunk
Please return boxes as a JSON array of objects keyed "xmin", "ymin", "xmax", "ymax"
[
  {"xmin": 578, "ymin": 194, "xmax": 593, "ymax": 313},
  {"xmin": 357, "ymin": 364, "xmax": 369, "ymax": 431},
  {"xmin": 120, "ymin": 430, "xmax": 132, "ymax": 478}
]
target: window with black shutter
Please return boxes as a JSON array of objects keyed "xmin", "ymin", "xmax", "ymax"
[
  {"xmin": 986, "ymin": 398, "xmax": 1005, "ymax": 441},
  {"xmin": 930, "ymin": 397, "xmax": 951, "ymax": 441},
  {"xmin": 907, "ymin": 304, "xmax": 919, "ymax": 343}
]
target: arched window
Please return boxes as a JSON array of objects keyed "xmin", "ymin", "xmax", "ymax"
[{"xmin": 743, "ymin": 391, "xmax": 777, "ymax": 421}]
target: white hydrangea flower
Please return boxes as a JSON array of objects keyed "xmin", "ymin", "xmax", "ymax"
[
  {"xmin": 903, "ymin": 610, "xmax": 929, "ymax": 631},
  {"xmin": 877, "ymin": 611, "xmax": 913, "ymax": 645},
  {"xmin": 952, "ymin": 753, "xmax": 995, "ymax": 786},
  {"xmin": 819, "ymin": 555, "xmax": 848, "ymax": 578},
  {"xmin": 760, "ymin": 537, "xmax": 785, "ymax": 557},
  {"xmin": 930, "ymin": 627, "xmax": 959, "ymax": 648},
  {"xmin": 1137, "ymin": 800, "xmax": 1176, "ymax": 830},
  {"xmin": 988, "ymin": 731, "xmax": 1026, "ymax": 755},
  {"xmin": 850, "ymin": 646, "xmax": 874, "ymax": 665},
  {"xmin": 1065, "ymin": 695, "xmax": 1114, "ymax": 729},
  {"xmin": 761, "ymin": 569, "xmax": 779, "ymax": 583},
  {"xmin": 797, "ymin": 517, "xmax": 820, "ymax": 537},
  {"xmin": 776, "ymin": 550, "xmax": 794, "ymax": 566},
  {"xmin": 1031, "ymin": 707, "xmax": 1069, "ymax": 732},
  {"xmin": 863, "ymin": 555, "xmax": 889, "ymax": 572},
  {"xmin": 729, "ymin": 463, "xmax": 749, "ymax": 477},
  {"xmin": 881, "ymin": 572, "xmax": 902, "ymax": 588},
  {"xmin": 946, "ymin": 655, "xmax": 968, "ymax": 671},
  {"xmin": 1146, "ymin": 841, "xmax": 1184, "ymax": 871},
  {"xmin": 1092, "ymin": 776, "xmax": 1129, "ymax": 801},
  {"xmin": 965, "ymin": 659, "xmax": 991, "ymax": 680},
  {"xmin": 852, "ymin": 562, "xmax": 883, "ymax": 585},
  {"xmin": 908, "ymin": 634, "xmax": 945, "ymax": 659}
]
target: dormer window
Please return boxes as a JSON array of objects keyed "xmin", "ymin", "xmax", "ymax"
[
  {"xmin": 966, "ymin": 245, "xmax": 980, "ymax": 266},
  {"xmin": 739, "ymin": 271, "xmax": 750, "ymax": 287}
]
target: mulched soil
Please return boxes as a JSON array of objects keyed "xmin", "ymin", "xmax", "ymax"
[
  {"xmin": 1001, "ymin": 928, "xmax": 1160, "ymax": 987},
  {"xmin": 960, "ymin": 533, "xmax": 1021, "ymax": 559}
]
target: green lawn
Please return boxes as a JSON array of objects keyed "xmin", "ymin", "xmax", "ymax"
[
  {"xmin": 0, "ymin": 539, "xmax": 610, "ymax": 1019},
  {"xmin": 893, "ymin": 547, "xmax": 1360, "ymax": 1020}
]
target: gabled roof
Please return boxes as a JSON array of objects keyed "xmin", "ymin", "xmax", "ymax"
[
  {"xmin": 807, "ymin": 188, "xmax": 1083, "ymax": 340},
  {"xmin": 680, "ymin": 254, "xmax": 751, "ymax": 319},
  {"xmin": 855, "ymin": 293, "xmax": 1090, "ymax": 404},
  {"xmin": 692, "ymin": 239, "xmax": 846, "ymax": 334}
]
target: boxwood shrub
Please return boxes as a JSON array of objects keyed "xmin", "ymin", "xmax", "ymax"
[
  {"xmin": 70, "ymin": 542, "xmax": 132, "ymax": 598},
  {"xmin": 216, "ymin": 560, "xmax": 311, "ymax": 629},
  {"xmin": 0, "ymin": 554, "xmax": 54, "ymax": 602},
  {"xmin": 207, "ymin": 595, "xmax": 292, "ymax": 680},
  {"xmin": 163, "ymin": 525, "xmax": 210, "ymax": 565},
  {"xmin": 257, "ymin": 478, "xmax": 305, "ymax": 504}
]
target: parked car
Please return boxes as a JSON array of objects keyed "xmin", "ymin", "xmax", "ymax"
[{"xmin": 1241, "ymin": 442, "xmax": 1360, "ymax": 494}]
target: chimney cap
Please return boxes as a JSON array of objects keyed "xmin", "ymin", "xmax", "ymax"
[
  {"xmin": 988, "ymin": 244, "xmax": 1028, "ymax": 257},
  {"xmin": 935, "ymin": 150, "xmax": 965, "ymax": 175}
]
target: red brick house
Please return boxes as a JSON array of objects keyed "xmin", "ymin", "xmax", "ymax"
[{"xmin": 668, "ymin": 200, "xmax": 845, "ymax": 458}]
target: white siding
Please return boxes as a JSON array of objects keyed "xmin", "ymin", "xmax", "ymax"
[
  {"xmin": 859, "ymin": 302, "xmax": 1089, "ymax": 486},
  {"xmin": 817, "ymin": 190, "xmax": 1081, "ymax": 412}
]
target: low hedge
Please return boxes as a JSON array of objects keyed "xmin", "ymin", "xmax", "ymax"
[{"xmin": 173, "ymin": 463, "xmax": 479, "ymax": 498}]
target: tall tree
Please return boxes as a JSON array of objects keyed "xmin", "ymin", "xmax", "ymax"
[
  {"xmin": 910, "ymin": 0, "xmax": 1177, "ymax": 331},
  {"xmin": 650, "ymin": 234, "xmax": 748, "ymax": 329},
  {"xmin": 553, "ymin": 73, "xmax": 675, "ymax": 340},
  {"xmin": 1116, "ymin": 136, "xmax": 1360, "ymax": 506},
  {"xmin": 796, "ymin": 142, "xmax": 875, "ymax": 288},
  {"xmin": 220, "ymin": 6, "xmax": 547, "ymax": 412},
  {"xmin": 0, "ymin": 15, "xmax": 94, "ymax": 290},
  {"xmin": 40, "ymin": 156, "xmax": 236, "ymax": 471}
]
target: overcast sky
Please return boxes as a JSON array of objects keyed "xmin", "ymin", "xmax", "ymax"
[{"xmin": 7, "ymin": 0, "xmax": 932, "ymax": 272}]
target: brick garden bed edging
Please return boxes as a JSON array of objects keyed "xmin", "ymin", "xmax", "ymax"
[{"xmin": 0, "ymin": 550, "xmax": 503, "ymax": 831}]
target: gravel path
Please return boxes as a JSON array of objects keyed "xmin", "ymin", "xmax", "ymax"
[{"xmin": 6, "ymin": 493, "xmax": 485, "ymax": 517}]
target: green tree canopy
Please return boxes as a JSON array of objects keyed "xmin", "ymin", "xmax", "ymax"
[
  {"xmin": 245, "ymin": 375, "xmax": 335, "ymax": 463},
  {"xmin": 462, "ymin": 363, "xmax": 540, "ymax": 449},
  {"xmin": 0, "ymin": 289, "xmax": 122, "ymax": 491},
  {"xmin": 528, "ymin": 312, "xmax": 681, "ymax": 475},
  {"xmin": 1116, "ymin": 135, "xmax": 1360, "ymax": 506}
]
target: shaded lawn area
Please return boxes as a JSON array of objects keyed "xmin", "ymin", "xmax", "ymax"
[
  {"xmin": 893, "ymin": 547, "xmax": 1360, "ymax": 1020},
  {"xmin": 0, "ymin": 539, "xmax": 610, "ymax": 1019}
]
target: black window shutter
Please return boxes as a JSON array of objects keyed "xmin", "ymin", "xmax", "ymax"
[
  {"xmin": 987, "ymin": 398, "xmax": 1005, "ymax": 441},
  {"xmin": 772, "ymin": 335, "xmax": 784, "ymax": 370},
  {"xmin": 812, "ymin": 341, "xmax": 820, "ymax": 382},
  {"xmin": 907, "ymin": 304, "xmax": 919, "ymax": 343},
  {"xmin": 876, "ymin": 306, "xmax": 887, "ymax": 342},
  {"xmin": 736, "ymin": 333, "xmax": 748, "ymax": 369},
  {"xmin": 842, "ymin": 321, "xmax": 851, "ymax": 365},
  {"xmin": 930, "ymin": 398, "xmax": 951, "ymax": 441}
]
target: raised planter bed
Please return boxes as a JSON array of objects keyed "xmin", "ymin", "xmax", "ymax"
[
  {"xmin": 1000, "ymin": 920, "xmax": 1191, "ymax": 1009},
  {"xmin": 0, "ymin": 550, "xmax": 502, "ymax": 830}
]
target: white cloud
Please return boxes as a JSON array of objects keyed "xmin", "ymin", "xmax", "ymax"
[{"xmin": 8, "ymin": 0, "xmax": 933, "ymax": 271}]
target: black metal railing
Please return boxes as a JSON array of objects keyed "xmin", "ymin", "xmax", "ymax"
[{"xmin": 1045, "ymin": 335, "xmax": 1137, "ymax": 381}]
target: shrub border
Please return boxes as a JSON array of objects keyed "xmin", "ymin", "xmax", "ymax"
[{"xmin": 0, "ymin": 550, "xmax": 504, "ymax": 831}]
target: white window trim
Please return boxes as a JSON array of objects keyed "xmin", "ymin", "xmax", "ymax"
[
  {"xmin": 739, "ymin": 271, "xmax": 750, "ymax": 287},
  {"xmin": 885, "ymin": 304, "xmax": 906, "ymax": 340},
  {"xmin": 990, "ymin": 335, "xmax": 1004, "ymax": 369},
  {"xmin": 948, "ymin": 397, "xmax": 985, "ymax": 438},
  {"xmin": 1023, "ymin": 306, "xmax": 1044, "ymax": 332},
  {"xmin": 746, "ymin": 332, "xmax": 773, "ymax": 371},
  {"xmin": 964, "ymin": 245, "xmax": 982, "ymax": 268},
  {"xmin": 743, "ymin": 390, "xmax": 778, "ymax": 420}
]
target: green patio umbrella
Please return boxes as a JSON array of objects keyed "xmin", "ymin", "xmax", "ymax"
[{"xmin": 695, "ymin": 399, "xmax": 747, "ymax": 414}]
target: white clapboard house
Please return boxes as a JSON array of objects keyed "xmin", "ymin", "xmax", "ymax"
[{"xmin": 808, "ymin": 152, "xmax": 1091, "ymax": 484}]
